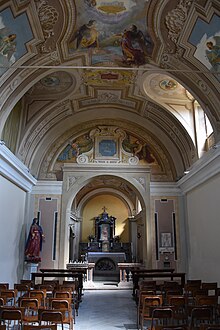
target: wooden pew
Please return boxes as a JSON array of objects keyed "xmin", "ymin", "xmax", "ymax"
[
  {"xmin": 31, "ymin": 270, "xmax": 84, "ymax": 300},
  {"xmin": 131, "ymin": 269, "xmax": 185, "ymax": 298}
]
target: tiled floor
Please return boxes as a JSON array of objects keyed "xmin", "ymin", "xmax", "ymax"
[{"xmin": 74, "ymin": 283, "xmax": 138, "ymax": 330}]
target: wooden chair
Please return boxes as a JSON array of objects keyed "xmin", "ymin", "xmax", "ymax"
[
  {"xmin": 190, "ymin": 307, "xmax": 213, "ymax": 330},
  {"xmin": 42, "ymin": 280, "xmax": 59, "ymax": 288},
  {"xmin": 187, "ymin": 280, "xmax": 202, "ymax": 286},
  {"xmin": 19, "ymin": 297, "xmax": 39, "ymax": 323},
  {"xmin": 138, "ymin": 293, "xmax": 162, "ymax": 328},
  {"xmin": 150, "ymin": 307, "xmax": 173, "ymax": 330},
  {"xmin": 167, "ymin": 295, "xmax": 188, "ymax": 325},
  {"xmin": 20, "ymin": 280, "xmax": 34, "ymax": 288},
  {"xmin": 14, "ymin": 284, "xmax": 30, "ymax": 300},
  {"xmin": 139, "ymin": 295, "xmax": 163, "ymax": 330},
  {"xmin": 50, "ymin": 299, "xmax": 74, "ymax": 330},
  {"xmin": 139, "ymin": 280, "xmax": 157, "ymax": 291},
  {"xmin": 0, "ymin": 290, "xmax": 18, "ymax": 306},
  {"xmin": 185, "ymin": 283, "xmax": 202, "ymax": 309},
  {"xmin": 53, "ymin": 291, "xmax": 72, "ymax": 299},
  {"xmin": 0, "ymin": 284, "xmax": 9, "ymax": 290},
  {"xmin": 29, "ymin": 290, "xmax": 46, "ymax": 307},
  {"xmin": 39, "ymin": 309, "xmax": 64, "ymax": 330},
  {"xmin": 201, "ymin": 283, "xmax": 218, "ymax": 296},
  {"xmin": 0, "ymin": 308, "xmax": 23, "ymax": 330},
  {"xmin": 35, "ymin": 284, "xmax": 54, "ymax": 292},
  {"xmin": 54, "ymin": 287, "xmax": 79, "ymax": 316}
]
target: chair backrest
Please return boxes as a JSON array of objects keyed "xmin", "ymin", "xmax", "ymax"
[
  {"xmin": 58, "ymin": 285, "xmax": 75, "ymax": 293},
  {"xmin": 139, "ymin": 280, "xmax": 157, "ymax": 290},
  {"xmin": 50, "ymin": 299, "xmax": 70, "ymax": 310},
  {"xmin": 190, "ymin": 307, "xmax": 213, "ymax": 329},
  {"xmin": 142, "ymin": 296, "xmax": 162, "ymax": 318},
  {"xmin": 20, "ymin": 280, "xmax": 34, "ymax": 288},
  {"xmin": 0, "ymin": 308, "xmax": 23, "ymax": 330},
  {"xmin": 195, "ymin": 295, "xmax": 218, "ymax": 307},
  {"xmin": 53, "ymin": 291, "xmax": 71, "ymax": 299},
  {"xmin": 39, "ymin": 309, "xmax": 64, "ymax": 330},
  {"xmin": 187, "ymin": 280, "xmax": 202, "ymax": 286},
  {"xmin": 150, "ymin": 307, "xmax": 173, "ymax": 330},
  {"xmin": 201, "ymin": 283, "xmax": 218, "ymax": 290},
  {"xmin": 0, "ymin": 290, "xmax": 17, "ymax": 306},
  {"xmin": 29, "ymin": 290, "xmax": 46, "ymax": 306},
  {"xmin": 168, "ymin": 295, "xmax": 186, "ymax": 307},
  {"xmin": 36, "ymin": 284, "xmax": 55, "ymax": 292},
  {"xmin": 19, "ymin": 297, "xmax": 39, "ymax": 309},
  {"xmin": 0, "ymin": 284, "xmax": 9, "ymax": 290},
  {"xmin": 14, "ymin": 284, "xmax": 30, "ymax": 298},
  {"xmin": 50, "ymin": 299, "xmax": 73, "ymax": 329},
  {"xmin": 201, "ymin": 283, "xmax": 218, "ymax": 295}
]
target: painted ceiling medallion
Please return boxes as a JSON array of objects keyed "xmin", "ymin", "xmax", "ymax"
[
  {"xmin": 40, "ymin": 76, "xmax": 60, "ymax": 87},
  {"xmin": 159, "ymin": 79, "xmax": 177, "ymax": 91}
]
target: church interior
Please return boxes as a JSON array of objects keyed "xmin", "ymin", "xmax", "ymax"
[{"xmin": 1, "ymin": 0, "xmax": 220, "ymax": 328}]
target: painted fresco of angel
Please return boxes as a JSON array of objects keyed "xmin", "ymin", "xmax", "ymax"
[
  {"xmin": 206, "ymin": 36, "xmax": 220, "ymax": 72},
  {"xmin": 85, "ymin": 0, "xmax": 97, "ymax": 7},
  {"xmin": 0, "ymin": 28, "xmax": 17, "ymax": 61},
  {"xmin": 71, "ymin": 134, "xmax": 93, "ymax": 156},
  {"xmin": 69, "ymin": 20, "xmax": 99, "ymax": 49},
  {"xmin": 122, "ymin": 134, "xmax": 155, "ymax": 163}
]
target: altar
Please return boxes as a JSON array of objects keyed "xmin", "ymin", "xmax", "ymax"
[{"xmin": 87, "ymin": 252, "xmax": 126, "ymax": 281}]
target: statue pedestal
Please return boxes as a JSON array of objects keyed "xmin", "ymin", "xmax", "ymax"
[{"xmin": 24, "ymin": 262, "xmax": 39, "ymax": 280}]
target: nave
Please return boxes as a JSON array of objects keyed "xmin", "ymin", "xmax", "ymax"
[{"xmin": 75, "ymin": 288, "xmax": 137, "ymax": 330}]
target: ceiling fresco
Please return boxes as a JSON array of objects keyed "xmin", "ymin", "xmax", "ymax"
[
  {"xmin": 57, "ymin": 126, "xmax": 156, "ymax": 165},
  {"xmin": 0, "ymin": 0, "xmax": 220, "ymax": 187},
  {"xmin": 68, "ymin": 0, "xmax": 153, "ymax": 66},
  {"xmin": 0, "ymin": 7, "xmax": 33, "ymax": 75},
  {"xmin": 189, "ymin": 13, "xmax": 220, "ymax": 81}
]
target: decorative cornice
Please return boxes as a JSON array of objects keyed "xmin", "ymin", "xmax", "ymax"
[
  {"xmin": 150, "ymin": 182, "xmax": 182, "ymax": 196},
  {"xmin": 31, "ymin": 181, "xmax": 62, "ymax": 195},
  {"xmin": 0, "ymin": 141, "xmax": 36, "ymax": 192},
  {"xmin": 178, "ymin": 146, "xmax": 220, "ymax": 193}
]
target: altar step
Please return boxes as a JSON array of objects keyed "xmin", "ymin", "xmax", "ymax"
[{"xmin": 83, "ymin": 280, "xmax": 133, "ymax": 290}]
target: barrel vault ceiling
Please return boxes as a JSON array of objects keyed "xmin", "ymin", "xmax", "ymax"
[{"xmin": 0, "ymin": 0, "xmax": 220, "ymax": 206}]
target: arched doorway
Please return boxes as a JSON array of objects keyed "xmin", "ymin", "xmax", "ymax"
[{"xmin": 59, "ymin": 165, "xmax": 151, "ymax": 271}]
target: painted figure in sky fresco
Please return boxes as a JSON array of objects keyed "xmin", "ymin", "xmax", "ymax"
[
  {"xmin": 58, "ymin": 134, "xmax": 93, "ymax": 161},
  {"xmin": 70, "ymin": 20, "xmax": 99, "ymax": 49},
  {"xmin": 122, "ymin": 134, "xmax": 155, "ymax": 163},
  {"xmin": 85, "ymin": 0, "xmax": 97, "ymax": 7},
  {"xmin": 0, "ymin": 32, "xmax": 16, "ymax": 60},
  {"xmin": 206, "ymin": 37, "xmax": 220, "ymax": 73},
  {"xmin": 121, "ymin": 24, "xmax": 153, "ymax": 65}
]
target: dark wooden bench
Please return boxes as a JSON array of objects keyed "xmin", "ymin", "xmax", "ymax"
[
  {"xmin": 31, "ymin": 270, "xmax": 84, "ymax": 299},
  {"xmin": 131, "ymin": 269, "xmax": 185, "ymax": 297}
]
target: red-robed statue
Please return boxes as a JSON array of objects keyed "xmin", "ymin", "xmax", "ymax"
[{"xmin": 25, "ymin": 218, "xmax": 44, "ymax": 263}]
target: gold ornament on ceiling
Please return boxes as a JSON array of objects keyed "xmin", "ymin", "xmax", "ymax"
[{"xmin": 82, "ymin": 69, "xmax": 136, "ymax": 87}]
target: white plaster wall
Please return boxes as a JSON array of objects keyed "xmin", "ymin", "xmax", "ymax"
[
  {"xmin": 185, "ymin": 173, "xmax": 220, "ymax": 283},
  {"xmin": 0, "ymin": 175, "xmax": 26, "ymax": 287}
]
